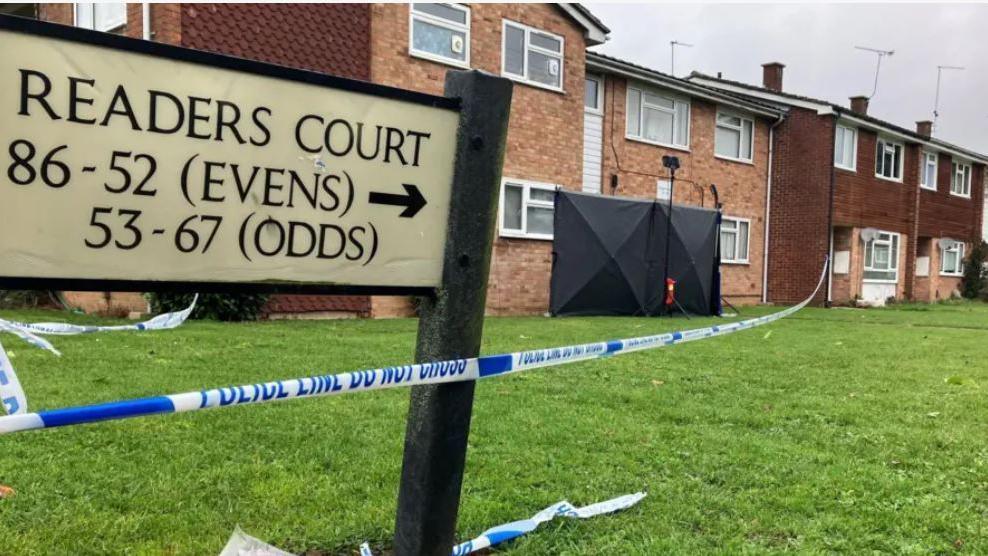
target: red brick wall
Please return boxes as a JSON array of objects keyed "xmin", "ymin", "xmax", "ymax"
[
  {"xmin": 918, "ymin": 156, "xmax": 985, "ymax": 243},
  {"xmin": 598, "ymin": 77, "xmax": 772, "ymax": 304},
  {"xmin": 766, "ymin": 108, "xmax": 833, "ymax": 304},
  {"xmin": 369, "ymin": 3, "xmax": 589, "ymax": 315},
  {"xmin": 180, "ymin": 4, "xmax": 370, "ymax": 79}
]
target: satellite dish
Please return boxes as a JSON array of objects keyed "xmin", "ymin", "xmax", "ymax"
[
  {"xmin": 938, "ymin": 237, "xmax": 957, "ymax": 250},
  {"xmin": 860, "ymin": 228, "xmax": 880, "ymax": 243}
]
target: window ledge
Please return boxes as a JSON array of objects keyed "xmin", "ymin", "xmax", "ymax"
[
  {"xmin": 499, "ymin": 230, "xmax": 554, "ymax": 242},
  {"xmin": 920, "ymin": 185, "xmax": 937, "ymax": 192},
  {"xmin": 940, "ymin": 272, "xmax": 964, "ymax": 277},
  {"xmin": 862, "ymin": 279, "xmax": 899, "ymax": 284},
  {"xmin": 722, "ymin": 260, "xmax": 750, "ymax": 266},
  {"xmin": 835, "ymin": 164, "xmax": 856, "ymax": 173},
  {"xmin": 715, "ymin": 155, "xmax": 754, "ymax": 166},
  {"xmin": 874, "ymin": 174, "xmax": 903, "ymax": 184},
  {"xmin": 501, "ymin": 73, "xmax": 565, "ymax": 95},
  {"xmin": 625, "ymin": 135, "xmax": 690, "ymax": 153},
  {"xmin": 949, "ymin": 192, "xmax": 972, "ymax": 199},
  {"xmin": 409, "ymin": 50, "xmax": 471, "ymax": 70}
]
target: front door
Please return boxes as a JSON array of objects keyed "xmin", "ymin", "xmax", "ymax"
[{"xmin": 861, "ymin": 230, "xmax": 900, "ymax": 305}]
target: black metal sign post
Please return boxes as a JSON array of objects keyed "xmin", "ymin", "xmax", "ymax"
[{"xmin": 393, "ymin": 70, "xmax": 513, "ymax": 556}]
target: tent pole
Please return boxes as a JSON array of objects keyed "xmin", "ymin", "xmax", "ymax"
[{"xmin": 661, "ymin": 163, "xmax": 677, "ymax": 317}]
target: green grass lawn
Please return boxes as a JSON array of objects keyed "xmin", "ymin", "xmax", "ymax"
[{"xmin": 1, "ymin": 301, "xmax": 987, "ymax": 554}]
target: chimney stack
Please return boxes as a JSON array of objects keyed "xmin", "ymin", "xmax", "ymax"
[
  {"xmin": 762, "ymin": 62, "xmax": 785, "ymax": 92},
  {"xmin": 849, "ymin": 95, "xmax": 869, "ymax": 115},
  {"xmin": 916, "ymin": 120, "xmax": 933, "ymax": 138}
]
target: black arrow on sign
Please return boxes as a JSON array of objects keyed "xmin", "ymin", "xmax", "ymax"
[{"xmin": 368, "ymin": 183, "xmax": 427, "ymax": 218}]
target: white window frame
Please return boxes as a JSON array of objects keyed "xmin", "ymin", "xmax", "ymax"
[
  {"xmin": 498, "ymin": 178, "xmax": 557, "ymax": 241},
  {"xmin": 74, "ymin": 2, "xmax": 127, "ymax": 32},
  {"xmin": 584, "ymin": 74, "xmax": 604, "ymax": 115},
  {"xmin": 920, "ymin": 151, "xmax": 938, "ymax": 191},
  {"xmin": 625, "ymin": 84, "xmax": 691, "ymax": 151},
  {"xmin": 950, "ymin": 161, "xmax": 972, "ymax": 198},
  {"xmin": 719, "ymin": 216, "xmax": 750, "ymax": 264},
  {"xmin": 875, "ymin": 137, "xmax": 904, "ymax": 182},
  {"xmin": 834, "ymin": 124, "xmax": 857, "ymax": 171},
  {"xmin": 500, "ymin": 19, "xmax": 565, "ymax": 93},
  {"xmin": 714, "ymin": 110, "xmax": 754, "ymax": 164},
  {"xmin": 940, "ymin": 241, "xmax": 965, "ymax": 276},
  {"xmin": 863, "ymin": 231, "xmax": 900, "ymax": 283},
  {"xmin": 408, "ymin": 3, "xmax": 471, "ymax": 69}
]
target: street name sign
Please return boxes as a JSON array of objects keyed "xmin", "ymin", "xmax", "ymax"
[{"xmin": 0, "ymin": 17, "xmax": 460, "ymax": 293}]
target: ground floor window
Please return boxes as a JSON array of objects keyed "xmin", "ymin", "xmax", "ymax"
[
  {"xmin": 940, "ymin": 241, "xmax": 965, "ymax": 276},
  {"xmin": 863, "ymin": 231, "xmax": 899, "ymax": 281},
  {"xmin": 499, "ymin": 179, "xmax": 556, "ymax": 240},
  {"xmin": 720, "ymin": 216, "xmax": 750, "ymax": 263}
]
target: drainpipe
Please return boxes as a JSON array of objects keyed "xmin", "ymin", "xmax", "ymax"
[
  {"xmin": 826, "ymin": 110, "xmax": 840, "ymax": 307},
  {"xmin": 761, "ymin": 113, "xmax": 785, "ymax": 303},
  {"xmin": 141, "ymin": 3, "xmax": 151, "ymax": 40}
]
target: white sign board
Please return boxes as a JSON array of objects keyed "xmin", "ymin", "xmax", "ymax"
[{"xmin": 0, "ymin": 19, "xmax": 459, "ymax": 292}]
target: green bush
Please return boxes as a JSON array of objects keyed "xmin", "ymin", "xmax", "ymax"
[
  {"xmin": 147, "ymin": 293, "xmax": 269, "ymax": 321},
  {"xmin": 962, "ymin": 241, "xmax": 987, "ymax": 300},
  {"xmin": 0, "ymin": 290, "xmax": 50, "ymax": 309}
]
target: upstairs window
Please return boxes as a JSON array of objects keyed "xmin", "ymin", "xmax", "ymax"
[
  {"xmin": 834, "ymin": 125, "xmax": 857, "ymax": 170},
  {"xmin": 940, "ymin": 241, "xmax": 965, "ymax": 276},
  {"xmin": 863, "ymin": 231, "xmax": 899, "ymax": 282},
  {"xmin": 920, "ymin": 151, "xmax": 938, "ymax": 190},
  {"xmin": 584, "ymin": 75, "xmax": 603, "ymax": 113},
  {"xmin": 502, "ymin": 20, "xmax": 564, "ymax": 91},
  {"xmin": 409, "ymin": 3, "xmax": 470, "ymax": 67},
  {"xmin": 626, "ymin": 85, "xmax": 690, "ymax": 149},
  {"xmin": 75, "ymin": 3, "xmax": 126, "ymax": 32},
  {"xmin": 951, "ymin": 162, "xmax": 972, "ymax": 197},
  {"xmin": 875, "ymin": 138, "xmax": 903, "ymax": 181},
  {"xmin": 720, "ymin": 217, "xmax": 750, "ymax": 264},
  {"xmin": 715, "ymin": 112, "xmax": 753, "ymax": 162},
  {"xmin": 500, "ymin": 179, "xmax": 556, "ymax": 240}
]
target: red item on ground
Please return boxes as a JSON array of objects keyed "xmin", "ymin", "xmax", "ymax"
[
  {"xmin": 0, "ymin": 485, "xmax": 14, "ymax": 498},
  {"xmin": 664, "ymin": 278, "xmax": 677, "ymax": 306}
]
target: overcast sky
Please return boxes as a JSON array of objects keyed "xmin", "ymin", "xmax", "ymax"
[{"xmin": 586, "ymin": 3, "xmax": 988, "ymax": 153}]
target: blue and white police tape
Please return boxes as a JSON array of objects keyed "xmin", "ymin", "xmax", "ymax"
[
  {"xmin": 356, "ymin": 491, "xmax": 646, "ymax": 555},
  {"xmin": 0, "ymin": 296, "xmax": 198, "ymax": 416},
  {"xmin": 0, "ymin": 260, "xmax": 826, "ymax": 435}
]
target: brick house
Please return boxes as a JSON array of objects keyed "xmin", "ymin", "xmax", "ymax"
[
  {"xmin": 691, "ymin": 64, "xmax": 987, "ymax": 306},
  {"xmin": 585, "ymin": 53, "xmax": 783, "ymax": 306}
]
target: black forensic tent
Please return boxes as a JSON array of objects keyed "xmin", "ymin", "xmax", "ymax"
[{"xmin": 550, "ymin": 190, "xmax": 720, "ymax": 317}]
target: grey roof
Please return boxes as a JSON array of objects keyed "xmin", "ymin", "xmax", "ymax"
[
  {"xmin": 689, "ymin": 71, "xmax": 988, "ymax": 164},
  {"xmin": 586, "ymin": 51, "xmax": 784, "ymax": 118}
]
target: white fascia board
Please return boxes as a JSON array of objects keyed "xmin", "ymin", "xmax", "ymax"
[
  {"xmin": 589, "ymin": 60, "xmax": 781, "ymax": 119},
  {"xmin": 688, "ymin": 77, "xmax": 834, "ymax": 114},
  {"xmin": 556, "ymin": 4, "xmax": 608, "ymax": 45},
  {"xmin": 838, "ymin": 113, "xmax": 987, "ymax": 165}
]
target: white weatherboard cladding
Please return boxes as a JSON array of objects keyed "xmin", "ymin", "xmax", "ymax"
[{"xmin": 582, "ymin": 112, "xmax": 603, "ymax": 193}]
